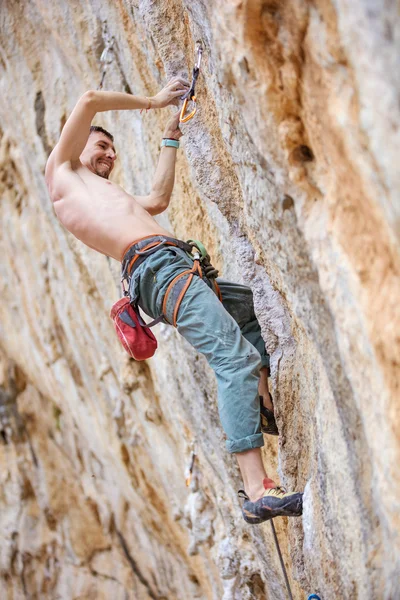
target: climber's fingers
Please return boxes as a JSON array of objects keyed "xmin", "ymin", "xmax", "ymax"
[
  {"xmin": 168, "ymin": 77, "xmax": 190, "ymax": 89},
  {"xmin": 171, "ymin": 89, "xmax": 188, "ymax": 97},
  {"xmin": 168, "ymin": 89, "xmax": 190, "ymax": 107},
  {"xmin": 163, "ymin": 110, "xmax": 183, "ymax": 139},
  {"xmin": 153, "ymin": 78, "xmax": 190, "ymax": 108}
]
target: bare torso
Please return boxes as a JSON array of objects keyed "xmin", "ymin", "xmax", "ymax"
[{"xmin": 47, "ymin": 162, "xmax": 173, "ymax": 261}]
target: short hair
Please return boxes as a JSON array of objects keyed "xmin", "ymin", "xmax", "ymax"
[{"xmin": 89, "ymin": 125, "xmax": 114, "ymax": 142}]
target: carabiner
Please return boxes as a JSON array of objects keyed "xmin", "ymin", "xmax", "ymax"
[
  {"xmin": 195, "ymin": 42, "xmax": 203, "ymax": 70},
  {"xmin": 180, "ymin": 96, "xmax": 197, "ymax": 123},
  {"xmin": 179, "ymin": 42, "xmax": 203, "ymax": 124},
  {"xmin": 187, "ymin": 239, "xmax": 208, "ymax": 260}
]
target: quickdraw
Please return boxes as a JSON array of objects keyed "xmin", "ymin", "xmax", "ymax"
[
  {"xmin": 185, "ymin": 449, "xmax": 196, "ymax": 487},
  {"xmin": 180, "ymin": 42, "xmax": 203, "ymax": 123},
  {"xmin": 97, "ymin": 22, "xmax": 115, "ymax": 91}
]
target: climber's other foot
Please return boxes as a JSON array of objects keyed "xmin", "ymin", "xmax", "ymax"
[
  {"xmin": 238, "ymin": 478, "xmax": 303, "ymax": 524},
  {"xmin": 260, "ymin": 395, "xmax": 279, "ymax": 436}
]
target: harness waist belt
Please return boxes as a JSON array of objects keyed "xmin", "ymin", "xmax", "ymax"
[{"xmin": 121, "ymin": 235, "xmax": 193, "ymax": 280}]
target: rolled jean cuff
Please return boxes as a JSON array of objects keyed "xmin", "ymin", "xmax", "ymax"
[{"xmin": 226, "ymin": 433, "xmax": 265, "ymax": 454}]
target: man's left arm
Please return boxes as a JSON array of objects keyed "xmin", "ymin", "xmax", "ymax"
[{"xmin": 135, "ymin": 111, "xmax": 182, "ymax": 215}]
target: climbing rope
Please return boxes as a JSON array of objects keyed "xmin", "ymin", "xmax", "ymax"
[
  {"xmin": 270, "ymin": 519, "xmax": 294, "ymax": 600},
  {"xmin": 179, "ymin": 42, "xmax": 203, "ymax": 123},
  {"xmin": 97, "ymin": 23, "xmax": 115, "ymax": 90},
  {"xmin": 271, "ymin": 526, "xmax": 322, "ymax": 600}
]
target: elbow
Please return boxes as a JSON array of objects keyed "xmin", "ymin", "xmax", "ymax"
[
  {"xmin": 155, "ymin": 198, "xmax": 171, "ymax": 214},
  {"xmin": 158, "ymin": 193, "xmax": 171, "ymax": 211},
  {"xmin": 150, "ymin": 192, "xmax": 171, "ymax": 214},
  {"xmin": 161, "ymin": 192, "xmax": 171, "ymax": 207},
  {"xmin": 81, "ymin": 90, "xmax": 98, "ymax": 107}
]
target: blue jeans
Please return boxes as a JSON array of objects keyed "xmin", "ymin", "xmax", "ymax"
[{"xmin": 129, "ymin": 246, "xmax": 269, "ymax": 453}]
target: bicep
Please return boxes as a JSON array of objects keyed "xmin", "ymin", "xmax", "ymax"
[{"xmin": 48, "ymin": 91, "xmax": 97, "ymax": 168}]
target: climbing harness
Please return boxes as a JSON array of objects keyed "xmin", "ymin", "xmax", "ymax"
[
  {"xmin": 270, "ymin": 520, "xmax": 294, "ymax": 600},
  {"xmin": 120, "ymin": 235, "xmax": 221, "ymax": 328},
  {"xmin": 161, "ymin": 249, "xmax": 204, "ymax": 326},
  {"xmin": 112, "ymin": 235, "xmax": 221, "ymax": 358},
  {"xmin": 161, "ymin": 239, "xmax": 222, "ymax": 325},
  {"xmin": 180, "ymin": 42, "xmax": 203, "ymax": 123},
  {"xmin": 97, "ymin": 23, "xmax": 115, "ymax": 90}
]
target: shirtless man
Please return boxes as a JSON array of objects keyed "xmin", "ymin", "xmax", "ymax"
[{"xmin": 45, "ymin": 79, "xmax": 303, "ymax": 524}]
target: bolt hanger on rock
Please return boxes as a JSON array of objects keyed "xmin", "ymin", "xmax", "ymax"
[
  {"xmin": 98, "ymin": 23, "xmax": 115, "ymax": 90},
  {"xmin": 180, "ymin": 41, "xmax": 203, "ymax": 123}
]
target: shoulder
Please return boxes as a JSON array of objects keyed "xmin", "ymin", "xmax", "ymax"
[
  {"xmin": 45, "ymin": 145, "xmax": 83, "ymax": 174},
  {"xmin": 45, "ymin": 149, "xmax": 82, "ymax": 201}
]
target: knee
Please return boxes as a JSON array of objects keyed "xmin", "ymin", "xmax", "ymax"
[{"xmin": 214, "ymin": 345, "xmax": 261, "ymax": 376}]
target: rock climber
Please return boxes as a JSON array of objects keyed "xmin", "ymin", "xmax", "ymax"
[{"xmin": 45, "ymin": 80, "xmax": 303, "ymax": 524}]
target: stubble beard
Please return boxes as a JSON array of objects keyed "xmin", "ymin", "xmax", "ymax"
[{"xmin": 92, "ymin": 158, "xmax": 110, "ymax": 179}]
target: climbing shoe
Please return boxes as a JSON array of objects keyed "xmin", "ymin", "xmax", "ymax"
[
  {"xmin": 238, "ymin": 478, "xmax": 303, "ymax": 524},
  {"xmin": 260, "ymin": 394, "xmax": 279, "ymax": 436}
]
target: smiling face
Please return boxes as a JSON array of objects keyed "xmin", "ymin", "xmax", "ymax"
[{"xmin": 80, "ymin": 131, "xmax": 117, "ymax": 179}]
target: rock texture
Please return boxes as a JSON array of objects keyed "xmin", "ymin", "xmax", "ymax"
[{"xmin": 1, "ymin": 1, "xmax": 399, "ymax": 598}]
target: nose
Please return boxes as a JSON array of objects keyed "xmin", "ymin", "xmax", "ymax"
[{"xmin": 105, "ymin": 149, "xmax": 116, "ymax": 161}]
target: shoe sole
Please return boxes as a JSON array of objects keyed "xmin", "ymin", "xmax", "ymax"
[
  {"xmin": 260, "ymin": 403, "xmax": 279, "ymax": 436},
  {"xmin": 261, "ymin": 426, "xmax": 279, "ymax": 436},
  {"xmin": 242, "ymin": 493, "xmax": 303, "ymax": 524}
]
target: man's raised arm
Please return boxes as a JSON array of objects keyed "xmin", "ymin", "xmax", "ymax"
[
  {"xmin": 135, "ymin": 111, "xmax": 183, "ymax": 216},
  {"xmin": 46, "ymin": 78, "xmax": 189, "ymax": 172}
]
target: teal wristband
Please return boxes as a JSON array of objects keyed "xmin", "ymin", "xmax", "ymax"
[{"xmin": 161, "ymin": 138, "xmax": 180, "ymax": 149}]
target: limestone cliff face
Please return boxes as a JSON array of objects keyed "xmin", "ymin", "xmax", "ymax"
[{"xmin": 1, "ymin": 1, "xmax": 399, "ymax": 599}]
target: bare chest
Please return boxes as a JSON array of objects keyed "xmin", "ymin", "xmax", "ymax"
[
  {"xmin": 78, "ymin": 169, "xmax": 129, "ymax": 205},
  {"xmin": 52, "ymin": 165, "xmax": 139, "ymax": 230},
  {"xmin": 75, "ymin": 167, "xmax": 138, "ymax": 215}
]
